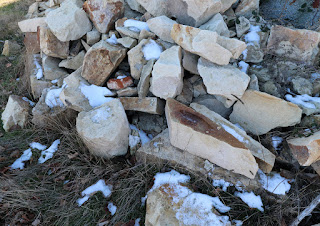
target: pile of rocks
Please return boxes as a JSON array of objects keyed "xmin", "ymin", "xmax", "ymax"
[{"xmin": 3, "ymin": 0, "xmax": 320, "ymax": 223}]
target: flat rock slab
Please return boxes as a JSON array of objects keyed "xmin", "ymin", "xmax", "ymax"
[
  {"xmin": 119, "ymin": 97, "xmax": 165, "ymax": 115},
  {"xmin": 230, "ymin": 90, "xmax": 302, "ymax": 135},
  {"xmin": 18, "ymin": 17, "xmax": 47, "ymax": 33},
  {"xmin": 165, "ymin": 98, "xmax": 258, "ymax": 179}
]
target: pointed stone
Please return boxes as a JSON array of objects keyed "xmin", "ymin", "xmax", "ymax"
[
  {"xmin": 127, "ymin": 39, "xmax": 150, "ymax": 80},
  {"xmin": 1, "ymin": 40, "xmax": 21, "ymax": 56},
  {"xmin": 220, "ymin": 0, "xmax": 237, "ymax": 13},
  {"xmin": 165, "ymin": 98, "xmax": 259, "ymax": 179},
  {"xmin": 230, "ymin": 90, "xmax": 302, "ymax": 135},
  {"xmin": 119, "ymin": 97, "xmax": 165, "ymax": 114}
]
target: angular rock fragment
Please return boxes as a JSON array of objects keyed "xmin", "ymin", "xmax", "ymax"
[
  {"xmin": 150, "ymin": 46, "xmax": 184, "ymax": 100},
  {"xmin": 147, "ymin": 16, "xmax": 177, "ymax": 43},
  {"xmin": 182, "ymin": 50, "xmax": 199, "ymax": 75},
  {"xmin": 220, "ymin": 0, "xmax": 237, "ymax": 13},
  {"xmin": 243, "ymin": 43, "xmax": 264, "ymax": 63},
  {"xmin": 267, "ymin": 25, "xmax": 320, "ymax": 65},
  {"xmin": 165, "ymin": 98, "xmax": 259, "ymax": 179},
  {"xmin": 230, "ymin": 90, "xmax": 302, "ymax": 135},
  {"xmin": 117, "ymin": 87, "xmax": 138, "ymax": 97},
  {"xmin": 82, "ymin": 40, "xmax": 127, "ymax": 85},
  {"xmin": 176, "ymin": 79, "xmax": 193, "ymax": 105},
  {"xmin": 76, "ymin": 99, "xmax": 130, "ymax": 158},
  {"xmin": 137, "ymin": 59, "xmax": 154, "ymax": 98},
  {"xmin": 42, "ymin": 54, "xmax": 68, "ymax": 80},
  {"xmin": 86, "ymin": 29, "xmax": 101, "ymax": 45},
  {"xmin": 192, "ymin": 95, "xmax": 232, "ymax": 118},
  {"xmin": 198, "ymin": 58, "xmax": 250, "ymax": 102},
  {"xmin": 117, "ymin": 37, "xmax": 137, "ymax": 48},
  {"xmin": 1, "ymin": 40, "xmax": 21, "ymax": 56},
  {"xmin": 311, "ymin": 160, "xmax": 320, "ymax": 176},
  {"xmin": 235, "ymin": 0, "xmax": 259, "ymax": 17},
  {"xmin": 127, "ymin": 39, "xmax": 149, "ymax": 79},
  {"xmin": 1, "ymin": 95, "xmax": 31, "ymax": 132},
  {"xmin": 46, "ymin": 0, "xmax": 92, "ymax": 41},
  {"xmin": 83, "ymin": 0, "xmax": 124, "ymax": 34},
  {"xmin": 59, "ymin": 50, "xmax": 85, "ymax": 70},
  {"xmin": 18, "ymin": 17, "xmax": 47, "ymax": 33},
  {"xmin": 236, "ymin": 16, "xmax": 250, "ymax": 38},
  {"xmin": 39, "ymin": 26, "xmax": 69, "ymax": 59},
  {"xmin": 199, "ymin": 13, "xmax": 230, "ymax": 37},
  {"xmin": 107, "ymin": 76, "xmax": 133, "ymax": 90},
  {"xmin": 119, "ymin": 97, "xmax": 165, "ymax": 114},
  {"xmin": 287, "ymin": 131, "xmax": 320, "ymax": 166},
  {"xmin": 115, "ymin": 18, "xmax": 140, "ymax": 39},
  {"xmin": 126, "ymin": 0, "xmax": 146, "ymax": 13}
]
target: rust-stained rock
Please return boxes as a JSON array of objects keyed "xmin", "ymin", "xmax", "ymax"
[
  {"xmin": 24, "ymin": 32, "xmax": 40, "ymax": 54},
  {"xmin": 83, "ymin": 0, "xmax": 124, "ymax": 34},
  {"xmin": 107, "ymin": 76, "xmax": 133, "ymax": 90},
  {"xmin": 39, "ymin": 26, "xmax": 69, "ymax": 59},
  {"xmin": 230, "ymin": 90, "xmax": 302, "ymax": 135},
  {"xmin": 287, "ymin": 131, "xmax": 320, "ymax": 166},
  {"xmin": 119, "ymin": 97, "xmax": 165, "ymax": 115},
  {"xmin": 267, "ymin": 25, "xmax": 320, "ymax": 65},
  {"xmin": 81, "ymin": 40, "xmax": 127, "ymax": 86},
  {"xmin": 165, "ymin": 98, "xmax": 259, "ymax": 179}
]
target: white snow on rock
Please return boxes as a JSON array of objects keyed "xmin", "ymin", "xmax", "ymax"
[
  {"xmin": 107, "ymin": 202, "xmax": 117, "ymax": 216},
  {"xmin": 77, "ymin": 179, "xmax": 112, "ymax": 206},
  {"xmin": 272, "ymin": 136, "xmax": 283, "ymax": 150},
  {"xmin": 106, "ymin": 34, "xmax": 118, "ymax": 45},
  {"xmin": 124, "ymin": 19, "xmax": 150, "ymax": 32},
  {"xmin": 244, "ymin": 25, "xmax": 261, "ymax": 45},
  {"xmin": 233, "ymin": 220, "xmax": 243, "ymax": 226},
  {"xmin": 258, "ymin": 170, "xmax": 291, "ymax": 195},
  {"xmin": 80, "ymin": 83, "xmax": 114, "ymax": 108},
  {"xmin": 235, "ymin": 191, "xmax": 264, "ymax": 212},
  {"xmin": 22, "ymin": 97, "xmax": 35, "ymax": 107},
  {"xmin": 45, "ymin": 87, "xmax": 64, "ymax": 108},
  {"xmin": 129, "ymin": 135, "xmax": 141, "ymax": 148},
  {"xmin": 238, "ymin": 61, "xmax": 249, "ymax": 73},
  {"xmin": 212, "ymin": 179, "xmax": 232, "ymax": 192},
  {"xmin": 34, "ymin": 55, "xmax": 43, "ymax": 80},
  {"xmin": 285, "ymin": 94, "xmax": 320, "ymax": 109},
  {"xmin": 142, "ymin": 40, "xmax": 162, "ymax": 61},
  {"xmin": 134, "ymin": 218, "xmax": 141, "ymax": 226},
  {"xmin": 150, "ymin": 170, "xmax": 190, "ymax": 193},
  {"xmin": 91, "ymin": 106, "xmax": 111, "ymax": 123},
  {"xmin": 29, "ymin": 142, "xmax": 47, "ymax": 151},
  {"xmin": 242, "ymin": 49, "xmax": 248, "ymax": 60},
  {"xmin": 130, "ymin": 124, "xmax": 151, "ymax": 145},
  {"xmin": 10, "ymin": 148, "xmax": 32, "ymax": 170},
  {"xmin": 38, "ymin": 139, "xmax": 60, "ymax": 164}
]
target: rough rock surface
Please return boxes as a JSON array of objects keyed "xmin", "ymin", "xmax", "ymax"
[
  {"xmin": 147, "ymin": 16, "xmax": 177, "ymax": 43},
  {"xmin": 18, "ymin": 17, "xmax": 47, "ymax": 33},
  {"xmin": 42, "ymin": 54, "xmax": 68, "ymax": 80},
  {"xmin": 76, "ymin": 99, "xmax": 130, "ymax": 158},
  {"xmin": 1, "ymin": 40, "xmax": 21, "ymax": 56},
  {"xmin": 199, "ymin": 13, "xmax": 230, "ymax": 37},
  {"xmin": 230, "ymin": 90, "xmax": 302, "ymax": 135},
  {"xmin": 59, "ymin": 50, "xmax": 85, "ymax": 70},
  {"xmin": 119, "ymin": 97, "xmax": 165, "ymax": 114}
]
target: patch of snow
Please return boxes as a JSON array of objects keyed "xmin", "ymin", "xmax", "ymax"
[
  {"xmin": 239, "ymin": 61, "xmax": 249, "ymax": 73},
  {"xmin": 80, "ymin": 83, "xmax": 114, "ymax": 108},
  {"xmin": 16, "ymin": 78, "xmax": 20, "ymax": 81},
  {"xmin": 153, "ymin": 142, "xmax": 159, "ymax": 147},
  {"xmin": 233, "ymin": 220, "xmax": 243, "ymax": 226},
  {"xmin": 244, "ymin": 25, "xmax": 261, "ymax": 44},
  {"xmin": 285, "ymin": 94, "xmax": 320, "ymax": 109},
  {"xmin": 51, "ymin": 79, "xmax": 58, "ymax": 84},
  {"xmin": 77, "ymin": 179, "xmax": 112, "ymax": 206},
  {"xmin": 38, "ymin": 139, "xmax": 60, "ymax": 164},
  {"xmin": 129, "ymin": 124, "xmax": 151, "ymax": 145},
  {"xmin": 10, "ymin": 149, "xmax": 32, "ymax": 170},
  {"xmin": 141, "ymin": 195, "xmax": 147, "ymax": 206},
  {"xmin": 45, "ymin": 87, "xmax": 64, "ymax": 108},
  {"xmin": 272, "ymin": 136, "xmax": 283, "ymax": 150},
  {"xmin": 22, "ymin": 97, "xmax": 35, "ymax": 107},
  {"xmin": 151, "ymin": 170, "xmax": 190, "ymax": 193},
  {"xmin": 134, "ymin": 218, "xmax": 141, "ymax": 226},
  {"xmin": 311, "ymin": 73, "xmax": 320, "ymax": 82},
  {"xmin": 124, "ymin": 19, "xmax": 150, "ymax": 32},
  {"xmin": 212, "ymin": 179, "xmax": 232, "ymax": 192},
  {"xmin": 252, "ymin": 65, "xmax": 262, "ymax": 68},
  {"xmin": 64, "ymin": 180, "xmax": 70, "ymax": 184},
  {"xmin": 234, "ymin": 123, "xmax": 245, "ymax": 131},
  {"xmin": 34, "ymin": 55, "xmax": 43, "ymax": 79},
  {"xmin": 235, "ymin": 191, "xmax": 264, "ymax": 212},
  {"xmin": 116, "ymin": 75, "xmax": 127, "ymax": 79},
  {"xmin": 142, "ymin": 40, "xmax": 162, "ymax": 61},
  {"xmin": 258, "ymin": 170, "xmax": 291, "ymax": 195},
  {"xmin": 107, "ymin": 202, "xmax": 117, "ymax": 216},
  {"xmin": 242, "ymin": 49, "xmax": 247, "ymax": 60},
  {"xmin": 129, "ymin": 135, "xmax": 140, "ymax": 148},
  {"xmin": 220, "ymin": 124, "xmax": 245, "ymax": 143},
  {"xmin": 106, "ymin": 34, "xmax": 118, "ymax": 45},
  {"xmin": 91, "ymin": 107, "xmax": 111, "ymax": 123},
  {"xmin": 29, "ymin": 142, "xmax": 47, "ymax": 151}
]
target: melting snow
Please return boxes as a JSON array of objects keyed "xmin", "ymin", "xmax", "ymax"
[
  {"xmin": 242, "ymin": 49, "xmax": 248, "ymax": 60},
  {"xmin": 34, "ymin": 55, "xmax": 43, "ymax": 79},
  {"xmin": 134, "ymin": 218, "xmax": 141, "ymax": 226},
  {"xmin": 239, "ymin": 61, "xmax": 249, "ymax": 73},
  {"xmin": 45, "ymin": 87, "xmax": 64, "ymax": 108},
  {"xmin": 129, "ymin": 135, "xmax": 140, "ymax": 148},
  {"xmin": 233, "ymin": 220, "xmax": 243, "ymax": 226},
  {"xmin": 130, "ymin": 124, "xmax": 151, "ymax": 145},
  {"xmin": 107, "ymin": 202, "xmax": 117, "ymax": 216},
  {"xmin": 51, "ymin": 79, "xmax": 58, "ymax": 84},
  {"xmin": 29, "ymin": 142, "xmax": 47, "ymax": 151},
  {"xmin": 22, "ymin": 97, "xmax": 35, "ymax": 107},
  {"xmin": 124, "ymin": 19, "xmax": 150, "ymax": 32},
  {"xmin": 80, "ymin": 83, "xmax": 114, "ymax": 108},
  {"xmin": 10, "ymin": 149, "xmax": 32, "ymax": 170},
  {"xmin": 244, "ymin": 25, "xmax": 261, "ymax": 44},
  {"xmin": 235, "ymin": 191, "xmax": 264, "ymax": 212},
  {"xmin": 38, "ymin": 139, "xmax": 60, "ymax": 164},
  {"xmin": 272, "ymin": 136, "xmax": 283, "ymax": 150},
  {"xmin": 142, "ymin": 40, "xmax": 163, "ymax": 61},
  {"xmin": 258, "ymin": 170, "xmax": 291, "ymax": 195},
  {"xmin": 212, "ymin": 179, "xmax": 232, "ymax": 192},
  {"xmin": 77, "ymin": 179, "xmax": 112, "ymax": 206},
  {"xmin": 91, "ymin": 107, "xmax": 111, "ymax": 123},
  {"xmin": 220, "ymin": 124, "xmax": 246, "ymax": 143},
  {"xmin": 106, "ymin": 34, "xmax": 118, "ymax": 45},
  {"xmin": 285, "ymin": 94, "xmax": 320, "ymax": 109},
  {"xmin": 311, "ymin": 73, "xmax": 320, "ymax": 82}
]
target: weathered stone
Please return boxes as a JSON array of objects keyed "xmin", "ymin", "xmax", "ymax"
[
  {"xmin": 311, "ymin": 160, "xmax": 320, "ymax": 176},
  {"xmin": 150, "ymin": 46, "xmax": 184, "ymax": 100},
  {"xmin": 137, "ymin": 129, "xmax": 262, "ymax": 191},
  {"xmin": 198, "ymin": 57, "xmax": 250, "ymax": 102},
  {"xmin": 287, "ymin": 131, "xmax": 320, "ymax": 166},
  {"xmin": 214, "ymin": 95, "xmax": 235, "ymax": 109},
  {"xmin": 191, "ymin": 103, "xmax": 275, "ymax": 173},
  {"xmin": 59, "ymin": 50, "xmax": 85, "ymax": 70},
  {"xmin": 166, "ymin": 98, "xmax": 259, "ymax": 179},
  {"xmin": 243, "ymin": 42, "xmax": 264, "ymax": 63},
  {"xmin": 182, "ymin": 50, "xmax": 199, "ymax": 75},
  {"xmin": 46, "ymin": 0, "xmax": 92, "ymax": 41},
  {"xmin": 119, "ymin": 97, "xmax": 165, "ymax": 114},
  {"xmin": 192, "ymin": 79, "xmax": 207, "ymax": 98},
  {"xmin": 107, "ymin": 76, "xmax": 133, "ymax": 90},
  {"xmin": 82, "ymin": 40, "xmax": 127, "ymax": 85},
  {"xmin": 176, "ymin": 79, "xmax": 193, "ymax": 105},
  {"xmin": 248, "ymin": 74, "xmax": 259, "ymax": 91},
  {"xmin": 261, "ymin": 81, "xmax": 280, "ymax": 97},
  {"xmin": 291, "ymin": 77, "xmax": 313, "ymax": 95},
  {"xmin": 18, "ymin": 17, "xmax": 47, "ymax": 33},
  {"xmin": 42, "ymin": 54, "xmax": 68, "ymax": 80},
  {"xmin": 125, "ymin": 0, "xmax": 146, "ymax": 13},
  {"xmin": 138, "ymin": 29, "xmax": 156, "ymax": 43},
  {"xmin": 49, "ymin": 0, "xmax": 65, "ymax": 7},
  {"xmin": 115, "ymin": 18, "xmax": 140, "ymax": 39},
  {"xmin": 127, "ymin": 39, "xmax": 150, "ymax": 79},
  {"xmin": 267, "ymin": 25, "xmax": 320, "ymax": 65},
  {"xmin": 86, "ymin": 29, "xmax": 101, "ymax": 45},
  {"xmin": 199, "ymin": 13, "xmax": 230, "ymax": 37},
  {"xmin": 76, "ymin": 99, "xmax": 130, "ymax": 158},
  {"xmin": 235, "ymin": 0, "xmax": 260, "ymax": 17},
  {"xmin": 192, "ymin": 95, "xmax": 232, "ymax": 118},
  {"xmin": 24, "ymin": 32, "xmax": 41, "ymax": 54},
  {"xmin": 117, "ymin": 37, "xmax": 137, "ymax": 48},
  {"xmin": 81, "ymin": 40, "xmax": 91, "ymax": 52},
  {"xmin": 83, "ymin": 0, "xmax": 124, "ymax": 34},
  {"xmin": 117, "ymin": 87, "xmax": 138, "ymax": 97},
  {"xmin": 220, "ymin": 0, "xmax": 237, "ymax": 13},
  {"xmin": 147, "ymin": 16, "xmax": 177, "ymax": 43},
  {"xmin": 39, "ymin": 26, "xmax": 69, "ymax": 59},
  {"xmin": 137, "ymin": 60, "xmax": 154, "ymax": 98},
  {"xmin": 313, "ymin": 80, "xmax": 320, "ymax": 95},
  {"xmin": 230, "ymin": 90, "xmax": 302, "ymax": 135},
  {"xmin": 27, "ymin": 2, "xmax": 39, "ymax": 15},
  {"xmin": 1, "ymin": 95, "xmax": 31, "ymax": 132},
  {"xmin": 236, "ymin": 16, "xmax": 250, "ymax": 38},
  {"xmin": 1, "ymin": 40, "xmax": 21, "ymax": 56},
  {"xmin": 216, "ymin": 35, "xmax": 247, "ymax": 59}
]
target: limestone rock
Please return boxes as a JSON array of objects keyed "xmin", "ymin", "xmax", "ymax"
[
  {"xmin": 199, "ymin": 13, "xmax": 230, "ymax": 37},
  {"xmin": 192, "ymin": 95, "xmax": 232, "ymax": 118},
  {"xmin": 127, "ymin": 39, "xmax": 150, "ymax": 79},
  {"xmin": 46, "ymin": 0, "xmax": 92, "ymax": 41},
  {"xmin": 236, "ymin": 16, "xmax": 250, "ymax": 38},
  {"xmin": 267, "ymin": 25, "xmax": 320, "ymax": 65},
  {"xmin": 1, "ymin": 40, "xmax": 21, "ymax": 56},
  {"xmin": 216, "ymin": 35, "xmax": 247, "ymax": 59},
  {"xmin": 18, "ymin": 17, "xmax": 47, "ymax": 33},
  {"xmin": 150, "ymin": 46, "xmax": 184, "ymax": 100},
  {"xmin": 117, "ymin": 87, "xmax": 138, "ymax": 97},
  {"xmin": 134, "ymin": 0, "xmax": 167, "ymax": 17},
  {"xmin": 76, "ymin": 99, "xmax": 130, "ymax": 158},
  {"xmin": 176, "ymin": 79, "xmax": 193, "ymax": 105},
  {"xmin": 59, "ymin": 50, "xmax": 85, "ymax": 70},
  {"xmin": 30, "ymin": 76, "xmax": 51, "ymax": 99},
  {"xmin": 137, "ymin": 59, "xmax": 154, "ymax": 98},
  {"xmin": 125, "ymin": 0, "xmax": 146, "ymax": 13},
  {"xmin": 147, "ymin": 16, "xmax": 177, "ymax": 43},
  {"xmin": 115, "ymin": 18, "xmax": 140, "ymax": 39},
  {"xmin": 214, "ymin": 95, "xmax": 235, "ymax": 109},
  {"xmin": 83, "ymin": 0, "xmax": 124, "ymax": 34},
  {"xmin": 261, "ymin": 81, "xmax": 280, "ymax": 97},
  {"xmin": 138, "ymin": 29, "xmax": 156, "ymax": 42},
  {"xmin": 39, "ymin": 26, "xmax": 69, "ymax": 59},
  {"xmin": 235, "ymin": 0, "xmax": 260, "ymax": 17},
  {"xmin": 107, "ymin": 76, "xmax": 133, "ymax": 90},
  {"xmin": 243, "ymin": 42, "xmax": 264, "ymax": 63},
  {"xmin": 24, "ymin": 32, "xmax": 40, "ymax": 54},
  {"xmin": 165, "ymin": 98, "xmax": 259, "ymax": 179},
  {"xmin": 220, "ymin": 0, "xmax": 237, "ymax": 13},
  {"xmin": 192, "ymin": 79, "xmax": 207, "ymax": 98},
  {"xmin": 1, "ymin": 95, "xmax": 31, "ymax": 132},
  {"xmin": 291, "ymin": 77, "xmax": 313, "ymax": 95},
  {"xmin": 230, "ymin": 90, "xmax": 302, "ymax": 135},
  {"xmin": 86, "ymin": 29, "xmax": 101, "ymax": 45},
  {"xmin": 182, "ymin": 50, "xmax": 199, "ymax": 75},
  {"xmin": 198, "ymin": 58, "xmax": 250, "ymax": 102},
  {"xmin": 117, "ymin": 37, "xmax": 137, "ymax": 48},
  {"xmin": 249, "ymin": 74, "xmax": 259, "ymax": 91},
  {"xmin": 119, "ymin": 97, "xmax": 165, "ymax": 114},
  {"xmin": 42, "ymin": 54, "xmax": 68, "ymax": 80},
  {"xmin": 82, "ymin": 40, "xmax": 127, "ymax": 85}
]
